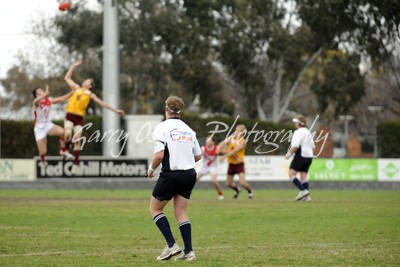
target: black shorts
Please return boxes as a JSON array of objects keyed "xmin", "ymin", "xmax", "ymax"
[
  {"xmin": 290, "ymin": 156, "xmax": 313, "ymax": 173},
  {"xmin": 152, "ymin": 169, "xmax": 197, "ymax": 201},
  {"xmin": 228, "ymin": 163, "xmax": 245, "ymax": 175}
]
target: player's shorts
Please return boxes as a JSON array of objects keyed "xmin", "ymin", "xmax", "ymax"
[
  {"xmin": 290, "ymin": 156, "xmax": 313, "ymax": 172},
  {"xmin": 198, "ymin": 164, "xmax": 217, "ymax": 176},
  {"xmin": 152, "ymin": 169, "xmax": 197, "ymax": 201},
  {"xmin": 228, "ymin": 163, "xmax": 245, "ymax": 175},
  {"xmin": 65, "ymin": 113, "xmax": 84, "ymax": 126},
  {"xmin": 34, "ymin": 122, "xmax": 55, "ymax": 141}
]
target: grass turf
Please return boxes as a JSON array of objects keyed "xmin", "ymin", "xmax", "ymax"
[{"xmin": 0, "ymin": 189, "xmax": 399, "ymax": 266}]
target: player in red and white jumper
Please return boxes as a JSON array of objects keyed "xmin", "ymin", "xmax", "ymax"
[
  {"xmin": 32, "ymin": 85, "xmax": 73, "ymax": 165},
  {"xmin": 197, "ymin": 135, "xmax": 224, "ymax": 200}
]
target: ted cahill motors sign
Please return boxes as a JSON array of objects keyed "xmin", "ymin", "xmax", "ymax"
[{"xmin": 35, "ymin": 157, "xmax": 148, "ymax": 178}]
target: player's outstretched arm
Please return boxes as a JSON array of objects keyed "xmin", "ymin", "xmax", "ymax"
[
  {"xmin": 223, "ymin": 141, "xmax": 247, "ymax": 158},
  {"xmin": 219, "ymin": 140, "xmax": 247, "ymax": 163},
  {"xmin": 91, "ymin": 94, "xmax": 125, "ymax": 117},
  {"xmin": 217, "ymin": 134, "xmax": 233, "ymax": 154},
  {"xmin": 216, "ymin": 140, "xmax": 227, "ymax": 154},
  {"xmin": 33, "ymin": 85, "xmax": 50, "ymax": 105},
  {"xmin": 64, "ymin": 60, "xmax": 82, "ymax": 90},
  {"xmin": 52, "ymin": 92, "xmax": 73, "ymax": 104}
]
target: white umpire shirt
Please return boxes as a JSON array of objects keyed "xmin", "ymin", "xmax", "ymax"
[
  {"xmin": 153, "ymin": 118, "xmax": 202, "ymax": 171},
  {"xmin": 291, "ymin": 127, "xmax": 315, "ymax": 158}
]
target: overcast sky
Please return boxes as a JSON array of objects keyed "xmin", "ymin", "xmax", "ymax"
[
  {"xmin": 0, "ymin": 0, "xmax": 56, "ymax": 79},
  {"xmin": 0, "ymin": 0, "xmax": 100, "ymax": 80}
]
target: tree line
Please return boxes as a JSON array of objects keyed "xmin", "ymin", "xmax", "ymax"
[{"xmin": 1, "ymin": 0, "xmax": 399, "ymax": 125}]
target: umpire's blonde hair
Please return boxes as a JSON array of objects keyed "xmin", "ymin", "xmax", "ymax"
[{"xmin": 165, "ymin": 95, "xmax": 185, "ymax": 116}]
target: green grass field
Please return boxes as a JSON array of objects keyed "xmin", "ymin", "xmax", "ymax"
[{"xmin": 1, "ymin": 189, "xmax": 399, "ymax": 266}]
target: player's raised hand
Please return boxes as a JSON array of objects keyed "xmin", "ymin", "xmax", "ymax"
[
  {"xmin": 72, "ymin": 60, "xmax": 83, "ymax": 67},
  {"xmin": 117, "ymin": 109, "xmax": 125, "ymax": 117},
  {"xmin": 44, "ymin": 85, "xmax": 50, "ymax": 96}
]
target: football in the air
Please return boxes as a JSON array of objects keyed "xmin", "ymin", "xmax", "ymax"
[{"xmin": 59, "ymin": 2, "xmax": 71, "ymax": 11}]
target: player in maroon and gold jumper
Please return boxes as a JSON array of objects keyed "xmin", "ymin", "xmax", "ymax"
[
  {"xmin": 63, "ymin": 60, "xmax": 125, "ymax": 174},
  {"xmin": 219, "ymin": 125, "xmax": 253, "ymax": 199}
]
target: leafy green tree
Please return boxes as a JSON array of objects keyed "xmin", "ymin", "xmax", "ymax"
[
  {"xmin": 297, "ymin": 0, "xmax": 400, "ymax": 116},
  {"xmin": 311, "ymin": 51, "xmax": 365, "ymax": 117},
  {"xmin": 212, "ymin": 0, "xmax": 399, "ymax": 120},
  {"xmin": 151, "ymin": 0, "xmax": 233, "ymax": 114}
]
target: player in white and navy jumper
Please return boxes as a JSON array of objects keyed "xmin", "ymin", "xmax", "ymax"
[
  {"xmin": 147, "ymin": 95, "xmax": 202, "ymax": 261},
  {"xmin": 285, "ymin": 114, "xmax": 315, "ymax": 202}
]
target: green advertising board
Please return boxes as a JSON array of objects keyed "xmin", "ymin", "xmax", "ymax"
[{"xmin": 309, "ymin": 159, "xmax": 378, "ymax": 181}]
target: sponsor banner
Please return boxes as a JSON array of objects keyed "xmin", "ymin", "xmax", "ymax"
[
  {"xmin": 196, "ymin": 156, "xmax": 289, "ymax": 181},
  {"xmin": 378, "ymin": 159, "xmax": 400, "ymax": 181},
  {"xmin": 309, "ymin": 159, "xmax": 378, "ymax": 181},
  {"xmin": 0, "ymin": 159, "xmax": 35, "ymax": 181},
  {"xmin": 35, "ymin": 157, "xmax": 148, "ymax": 178}
]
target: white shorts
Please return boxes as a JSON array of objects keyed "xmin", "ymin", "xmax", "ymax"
[
  {"xmin": 34, "ymin": 122, "xmax": 55, "ymax": 141},
  {"xmin": 198, "ymin": 164, "xmax": 218, "ymax": 176}
]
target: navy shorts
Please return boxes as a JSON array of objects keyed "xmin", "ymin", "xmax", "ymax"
[
  {"xmin": 152, "ymin": 169, "xmax": 197, "ymax": 201},
  {"xmin": 290, "ymin": 156, "xmax": 313, "ymax": 173}
]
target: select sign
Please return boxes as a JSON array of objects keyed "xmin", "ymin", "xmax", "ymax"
[{"xmin": 35, "ymin": 157, "xmax": 148, "ymax": 178}]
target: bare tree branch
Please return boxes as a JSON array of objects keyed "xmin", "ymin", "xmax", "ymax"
[
  {"xmin": 272, "ymin": 57, "xmax": 284, "ymax": 122},
  {"xmin": 277, "ymin": 47, "xmax": 323, "ymax": 121}
]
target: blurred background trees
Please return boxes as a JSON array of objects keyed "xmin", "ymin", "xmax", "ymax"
[{"xmin": 1, "ymin": 0, "xmax": 399, "ymax": 127}]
